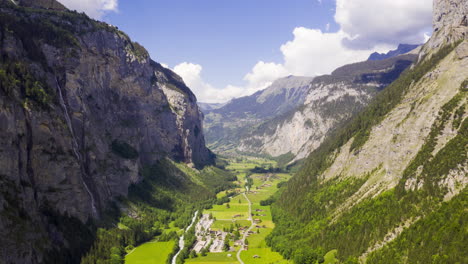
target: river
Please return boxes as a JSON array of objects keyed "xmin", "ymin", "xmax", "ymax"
[{"xmin": 171, "ymin": 210, "xmax": 199, "ymax": 264}]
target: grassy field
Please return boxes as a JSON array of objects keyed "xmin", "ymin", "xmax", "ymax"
[
  {"xmin": 241, "ymin": 248, "xmax": 291, "ymax": 264},
  {"xmin": 240, "ymin": 173, "xmax": 293, "ymax": 264},
  {"xmin": 185, "ymin": 252, "xmax": 239, "ymax": 264},
  {"xmin": 324, "ymin": 250, "xmax": 339, "ymax": 264},
  {"xmin": 194, "ymin": 157, "xmax": 292, "ymax": 264},
  {"xmin": 125, "ymin": 241, "xmax": 175, "ymax": 264},
  {"xmin": 225, "ymin": 157, "xmax": 276, "ymax": 173},
  {"xmin": 211, "ymin": 219, "xmax": 251, "ymax": 231},
  {"xmin": 209, "ymin": 203, "xmax": 249, "ymax": 219}
]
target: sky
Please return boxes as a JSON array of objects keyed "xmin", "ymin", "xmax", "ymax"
[{"xmin": 58, "ymin": 0, "xmax": 433, "ymax": 103}]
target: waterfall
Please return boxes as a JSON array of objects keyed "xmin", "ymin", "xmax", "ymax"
[{"xmin": 55, "ymin": 78, "xmax": 97, "ymax": 216}]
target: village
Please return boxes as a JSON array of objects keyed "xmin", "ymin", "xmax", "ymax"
[
  {"xmin": 182, "ymin": 168, "xmax": 293, "ymax": 264},
  {"xmin": 191, "ymin": 208, "xmax": 268, "ymax": 255}
]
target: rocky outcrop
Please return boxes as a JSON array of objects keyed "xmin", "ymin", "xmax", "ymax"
[
  {"xmin": 0, "ymin": 1, "xmax": 212, "ymax": 262},
  {"xmin": 423, "ymin": 0, "xmax": 467, "ymax": 53}
]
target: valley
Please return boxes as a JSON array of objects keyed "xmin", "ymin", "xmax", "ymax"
[
  {"xmin": 122, "ymin": 156, "xmax": 294, "ymax": 264},
  {"xmin": 186, "ymin": 158, "xmax": 292, "ymax": 264},
  {"xmin": 0, "ymin": 1, "xmax": 466, "ymax": 264}
]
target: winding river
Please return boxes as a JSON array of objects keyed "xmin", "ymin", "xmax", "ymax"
[{"xmin": 171, "ymin": 210, "xmax": 199, "ymax": 264}]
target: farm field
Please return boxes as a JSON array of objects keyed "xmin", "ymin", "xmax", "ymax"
[
  {"xmin": 185, "ymin": 252, "xmax": 239, "ymax": 264},
  {"xmin": 125, "ymin": 241, "xmax": 175, "ymax": 264},
  {"xmin": 189, "ymin": 157, "xmax": 292, "ymax": 264}
]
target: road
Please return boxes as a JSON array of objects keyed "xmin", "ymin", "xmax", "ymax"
[{"xmin": 236, "ymin": 192, "xmax": 254, "ymax": 264}]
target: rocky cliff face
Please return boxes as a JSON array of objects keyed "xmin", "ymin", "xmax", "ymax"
[
  {"xmin": 203, "ymin": 75, "xmax": 313, "ymax": 152},
  {"xmin": 0, "ymin": 1, "xmax": 212, "ymax": 262},
  {"xmin": 238, "ymin": 54, "xmax": 417, "ymax": 162},
  {"xmin": 423, "ymin": 0, "xmax": 467, "ymax": 54},
  {"xmin": 270, "ymin": 1, "xmax": 467, "ymax": 261}
]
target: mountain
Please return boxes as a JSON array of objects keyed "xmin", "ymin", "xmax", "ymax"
[
  {"xmin": 268, "ymin": 0, "xmax": 467, "ymax": 263},
  {"xmin": 367, "ymin": 44, "xmax": 420, "ymax": 61},
  {"xmin": 198, "ymin": 102, "xmax": 224, "ymax": 111},
  {"xmin": 0, "ymin": 1, "xmax": 214, "ymax": 262},
  {"xmin": 203, "ymin": 75, "xmax": 314, "ymax": 152},
  {"xmin": 238, "ymin": 54, "xmax": 416, "ymax": 162}
]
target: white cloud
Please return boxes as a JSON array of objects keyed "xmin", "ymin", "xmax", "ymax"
[
  {"xmin": 173, "ymin": 62, "xmax": 291, "ymax": 103},
  {"xmin": 336, "ymin": 0, "xmax": 432, "ymax": 49},
  {"xmin": 172, "ymin": 0, "xmax": 433, "ymax": 103},
  {"xmin": 243, "ymin": 62, "xmax": 289, "ymax": 92},
  {"xmin": 58, "ymin": 0, "xmax": 118, "ymax": 19},
  {"xmin": 173, "ymin": 63, "xmax": 246, "ymax": 103},
  {"xmin": 280, "ymin": 28, "xmax": 392, "ymax": 76}
]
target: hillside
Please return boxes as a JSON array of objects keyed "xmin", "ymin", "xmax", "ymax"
[
  {"xmin": 238, "ymin": 54, "xmax": 417, "ymax": 162},
  {"xmin": 267, "ymin": 0, "xmax": 468, "ymax": 262},
  {"xmin": 204, "ymin": 75, "xmax": 314, "ymax": 152},
  {"xmin": 204, "ymin": 54, "xmax": 417, "ymax": 162},
  {"xmin": 0, "ymin": 0, "xmax": 216, "ymax": 262}
]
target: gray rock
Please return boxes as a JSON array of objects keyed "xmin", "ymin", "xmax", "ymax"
[{"xmin": 0, "ymin": 4, "xmax": 212, "ymax": 262}]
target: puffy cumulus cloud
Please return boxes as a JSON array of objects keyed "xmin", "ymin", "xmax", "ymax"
[
  {"xmin": 58, "ymin": 0, "xmax": 118, "ymax": 19},
  {"xmin": 174, "ymin": 0, "xmax": 433, "ymax": 103},
  {"xmin": 280, "ymin": 28, "xmax": 392, "ymax": 76},
  {"xmin": 336, "ymin": 0, "xmax": 432, "ymax": 49},
  {"xmin": 173, "ymin": 63, "xmax": 245, "ymax": 103},
  {"xmin": 222, "ymin": 0, "xmax": 432, "ymax": 101},
  {"xmin": 243, "ymin": 62, "xmax": 289, "ymax": 91}
]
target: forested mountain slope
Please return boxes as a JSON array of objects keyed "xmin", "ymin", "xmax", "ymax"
[
  {"xmin": 0, "ymin": 0, "xmax": 216, "ymax": 262},
  {"xmin": 268, "ymin": 0, "xmax": 468, "ymax": 263}
]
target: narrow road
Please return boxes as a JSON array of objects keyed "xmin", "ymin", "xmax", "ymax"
[{"xmin": 236, "ymin": 192, "xmax": 254, "ymax": 264}]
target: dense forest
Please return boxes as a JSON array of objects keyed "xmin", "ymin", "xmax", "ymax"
[{"xmin": 77, "ymin": 159, "xmax": 236, "ymax": 264}]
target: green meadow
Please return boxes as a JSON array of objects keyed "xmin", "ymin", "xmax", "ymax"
[
  {"xmin": 189, "ymin": 158, "xmax": 292, "ymax": 264},
  {"xmin": 185, "ymin": 252, "xmax": 239, "ymax": 264},
  {"xmin": 125, "ymin": 241, "xmax": 175, "ymax": 264}
]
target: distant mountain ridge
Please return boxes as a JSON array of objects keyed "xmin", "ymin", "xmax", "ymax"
[
  {"xmin": 238, "ymin": 54, "xmax": 417, "ymax": 162},
  {"xmin": 368, "ymin": 44, "xmax": 420, "ymax": 61},
  {"xmin": 198, "ymin": 102, "xmax": 225, "ymax": 111},
  {"xmin": 202, "ymin": 53, "xmax": 417, "ymax": 161},
  {"xmin": 202, "ymin": 75, "xmax": 314, "ymax": 152}
]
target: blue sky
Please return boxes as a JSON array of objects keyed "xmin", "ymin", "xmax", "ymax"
[
  {"xmin": 104, "ymin": 0, "xmax": 338, "ymax": 88},
  {"xmin": 59, "ymin": 0, "xmax": 433, "ymax": 103}
]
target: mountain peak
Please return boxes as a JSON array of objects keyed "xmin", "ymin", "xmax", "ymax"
[
  {"xmin": 11, "ymin": 0, "xmax": 67, "ymax": 11},
  {"xmin": 368, "ymin": 44, "xmax": 420, "ymax": 61},
  {"xmin": 424, "ymin": 0, "xmax": 467, "ymax": 52},
  {"xmin": 256, "ymin": 75, "xmax": 314, "ymax": 103}
]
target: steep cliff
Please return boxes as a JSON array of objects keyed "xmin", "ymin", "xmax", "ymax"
[
  {"xmin": 238, "ymin": 54, "xmax": 417, "ymax": 162},
  {"xmin": 203, "ymin": 75, "xmax": 314, "ymax": 152},
  {"xmin": 0, "ymin": 1, "xmax": 212, "ymax": 262},
  {"xmin": 269, "ymin": 0, "xmax": 467, "ymax": 262},
  {"xmin": 424, "ymin": 0, "xmax": 467, "ymax": 52}
]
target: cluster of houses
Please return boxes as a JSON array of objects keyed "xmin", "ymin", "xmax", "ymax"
[{"xmin": 191, "ymin": 213, "xmax": 267, "ymax": 254}]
